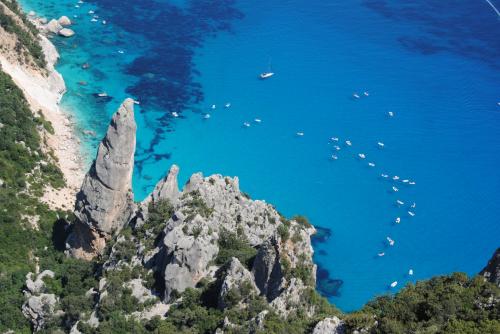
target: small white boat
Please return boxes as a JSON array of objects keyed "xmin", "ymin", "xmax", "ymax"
[
  {"xmin": 392, "ymin": 186, "xmax": 399, "ymax": 192},
  {"xmin": 333, "ymin": 145, "xmax": 341, "ymax": 151},
  {"xmin": 377, "ymin": 142, "xmax": 385, "ymax": 148},
  {"xmin": 409, "ymin": 269, "xmax": 414, "ymax": 276},
  {"xmin": 243, "ymin": 122, "xmax": 251, "ymax": 127},
  {"xmin": 387, "ymin": 237, "xmax": 395, "ymax": 246},
  {"xmin": 402, "ymin": 179, "xmax": 409, "ymax": 183},
  {"xmin": 353, "ymin": 93, "xmax": 360, "ymax": 99},
  {"xmin": 225, "ymin": 103, "xmax": 231, "ymax": 108},
  {"xmin": 345, "ymin": 140, "xmax": 352, "ymax": 146},
  {"xmin": 331, "ymin": 155, "xmax": 338, "ymax": 160},
  {"xmin": 97, "ymin": 92, "xmax": 108, "ymax": 97},
  {"xmin": 368, "ymin": 162, "xmax": 375, "ymax": 167},
  {"xmin": 411, "ymin": 202, "xmax": 416, "ymax": 208},
  {"xmin": 408, "ymin": 211, "xmax": 415, "ymax": 217},
  {"xmin": 363, "ymin": 91, "xmax": 370, "ymax": 96},
  {"xmin": 118, "ymin": 50, "xmax": 124, "ymax": 54},
  {"xmin": 330, "ymin": 137, "xmax": 339, "ymax": 142},
  {"xmin": 390, "ymin": 281, "xmax": 398, "ymax": 288},
  {"xmin": 171, "ymin": 112, "xmax": 179, "ymax": 118},
  {"xmin": 102, "ymin": 20, "xmax": 107, "ymax": 25},
  {"xmin": 358, "ymin": 153, "xmax": 366, "ymax": 159},
  {"xmin": 381, "ymin": 174, "xmax": 389, "ymax": 178},
  {"xmin": 254, "ymin": 118, "xmax": 262, "ymax": 123},
  {"xmin": 91, "ymin": 18, "xmax": 98, "ymax": 22},
  {"xmin": 211, "ymin": 104, "xmax": 216, "ymax": 110},
  {"xmin": 133, "ymin": 100, "xmax": 141, "ymax": 105},
  {"xmin": 75, "ymin": 5, "xmax": 80, "ymax": 8},
  {"xmin": 396, "ymin": 200, "xmax": 404, "ymax": 206},
  {"xmin": 409, "ymin": 181, "xmax": 416, "ymax": 185},
  {"xmin": 260, "ymin": 72, "xmax": 274, "ymax": 79},
  {"xmin": 378, "ymin": 252, "xmax": 385, "ymax": 257},
  {"xmin": 393, "ymin": 175, "xmax": 400, "ymax": 180},
  {"xmin": 88, "ymin": 10, "xmax": 95, "ymax": 14},
  {"xmin": 296, "ymin": 132, "xmax": 304, "ymax": 137},
  {"xmin": 395, "ymin": 217, "xmax": 401, "ymax": 224},
  {"xmin": 203, "ymin": 114, "xmax": 211, "ymax": 119},
  {"xmin": 388, "ymin": 111, "xmax": 394, "ymax": 117}
]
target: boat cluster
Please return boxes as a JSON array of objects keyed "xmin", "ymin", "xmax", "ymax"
[{"xmin": 328, "ymin": 92, "xmax": 418, "ymax": 290}]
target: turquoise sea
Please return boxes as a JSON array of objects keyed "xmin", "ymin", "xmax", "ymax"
[{"xmin": 20, "ymin": 0, "xmax": 500, "ymax": 311}]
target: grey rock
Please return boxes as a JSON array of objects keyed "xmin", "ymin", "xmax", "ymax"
[
  {"xmin": 68, "ymin": 99, "xmax": 137, "ymax": 259},
  {"xmin": 58, "ymin": 28, "xmax": 75, "ymax": 37},
  {"xmin": 45, "ymin": 19, "xmax": 62, "ymax": 34},
  {"xmin": 146, "ymin": 165, "xmax": 180, "ymax": 205},
  {"xmin": 252, "ymin": 237, "xmax": 283, "ymax": 301},
  {"xmin": 162, "ymin": 219, "xmax": 218, "ymax": 301},
  {"xmin": 313, "ymin": 317, "xmax": 345, "ymax": 334},
  {"xmin": 25, "ymin": 270, "xmax": 55, "ymax": 295},
  {"xmin": 218, "ymin": 257, "xmax": 259, "ymax": 310},
  {"xmin": 22, "ymin": 294, "xmax": 57, "ymax": 332},
  {"xmin": 481, "ymin": 248, "xmax": 500, "ymax": 287},
  {"xmin": 58, "ymin": 16, "xmax": 72, "ymax": 26},
  {"xmin": 125, "ymin": 278, "xmax": 156, "ymax": 303}
]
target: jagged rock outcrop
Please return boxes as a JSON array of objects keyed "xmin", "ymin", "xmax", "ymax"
[
  {"xmin": 25, "ymin": 270, "xmax": 55, "ymax": 295},
  {"xmin": 217, "ymin": 257, "xmax": 259, "ymax": 310},
  {"xmin": 145, "ymin": 164, "xmax": 180, "ymax": 206},
  {"xmin": 161, "ymin": 218, "xmax": 219, "ymax": 301},
  {"xmin": 312, "ymin": 317, "xmax": 345, "ymax": 334},
  {"xmin": 481, "ymin": 248, "xmax": 500, "ymax": 287},
  {"xmin": 22, "ymin": 294, "xmax": 58, "ymax": 332},
  {"xmin": 22, "ymin": 270, "xmax": 61, "ymax": 332},
  {"xmin": 252, "ymin": 237, "xmax": 284, "ymax": 301},
  {"xmin": 67, "ymin": 99, "xmax": 137, "ymax": 259}
]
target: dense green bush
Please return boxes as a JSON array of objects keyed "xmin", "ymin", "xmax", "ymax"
[{"xmin": 215, "ymin": 228, "xmax": 257, "ymax": 269}]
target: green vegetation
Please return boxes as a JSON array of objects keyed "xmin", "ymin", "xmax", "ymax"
[
  {"xmin": 134, "ymin": 199, "xmax": 174, "ymax": 250},
  {"xmin": 183, "ymin": 190, "xmax": 214, "ymax": 221},
  {"xmin": 0, "ymin": 0, "xmax": 46, "ymax": 68},
  {"xmin": 215, "ymin": 228, "xmax": 257, "ymax": 269},
  {"xmin": 0, "ymin": 69, "xmax": 66, "ymax": 333},
  {"xmin": 345, "ymin": 273, "xmax": 500, "ymax": 334}
]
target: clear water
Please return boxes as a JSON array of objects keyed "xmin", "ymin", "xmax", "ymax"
[{"xmin": 19, "ymin": 0, "xmax": 500, "ymax": 311}]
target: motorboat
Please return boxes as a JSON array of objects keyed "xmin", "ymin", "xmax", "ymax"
[{"xmin": 260, "ymin": 72, "xmax": 274, "ymax": 79}]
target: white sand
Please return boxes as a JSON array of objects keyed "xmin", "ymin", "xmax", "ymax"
[{"xmin": 0, "ymin": 35, "xmax": 85, "ymax": 210}]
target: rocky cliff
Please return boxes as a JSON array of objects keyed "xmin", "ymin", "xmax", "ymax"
[
  {"xmin": 63, "ymin": 98, "xmax": 326, "ymax": 331},
  {"xmin": 66, "ymin": 98, "xmax": 136, "ymax": 259},
  {"xmin": 481, "ymin": 248, "xmax": 500, "ymax": 287}
]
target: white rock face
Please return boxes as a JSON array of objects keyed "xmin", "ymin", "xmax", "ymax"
[
  {"xmin": 58, "ymin": 16, "xmax": 72, "ymax": 26},
  {"xmin": 313, "ymin": 317, "xmax": 345, "ymax": 334},
  {"xmin": 58, "ymin": 28, "xmax": 75, "ymax": 37}
]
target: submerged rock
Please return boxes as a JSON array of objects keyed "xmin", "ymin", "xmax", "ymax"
[{"xmin": 67, "ymin": 99, "xmax": 137, "ymax": 259}]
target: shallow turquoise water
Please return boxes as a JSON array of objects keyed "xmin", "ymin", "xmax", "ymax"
[{"xmin": 20, "ymin": 0, "xmax": 500, "ymax": 310}]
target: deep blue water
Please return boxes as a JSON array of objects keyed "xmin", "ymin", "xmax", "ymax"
[{"xmin": 20, "ymin": 0, "xmax": 500, "ymax": 311}]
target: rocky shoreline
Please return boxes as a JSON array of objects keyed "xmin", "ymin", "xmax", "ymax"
[{"xmin": 0, "ymin": 4, "xmax": 84, "ymax": 210}]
